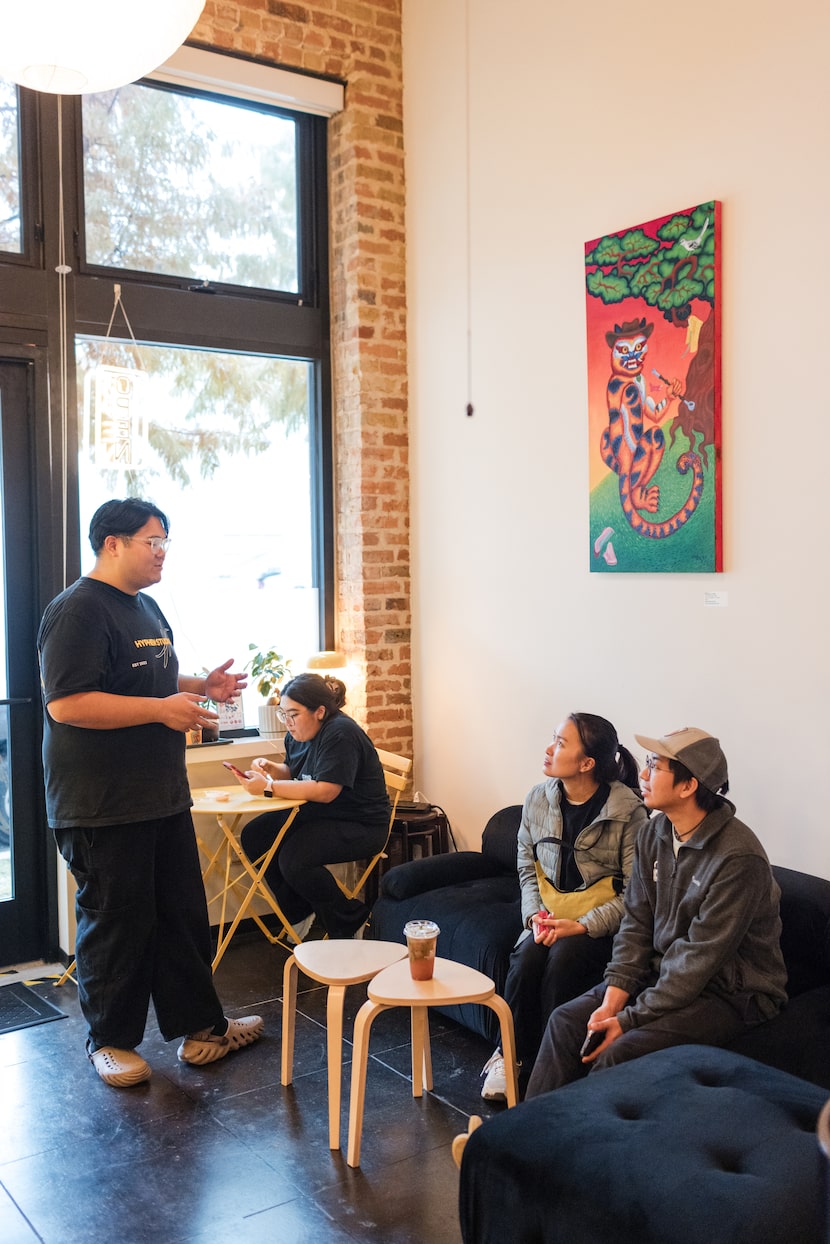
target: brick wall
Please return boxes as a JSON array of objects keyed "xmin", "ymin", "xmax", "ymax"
[{"xmin": 195, "ymin": 1, "xmax": 412, "ymax": 759}]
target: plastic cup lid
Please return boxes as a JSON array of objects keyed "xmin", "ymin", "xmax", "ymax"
[{"xmin": 403, "ymin": 919, "xmax": 440, "ymax": 938}]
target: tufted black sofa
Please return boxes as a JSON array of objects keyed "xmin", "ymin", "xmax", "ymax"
[{"xmin": 458, "ymin": 1043, "xmax": 829, "ymax": 1244}]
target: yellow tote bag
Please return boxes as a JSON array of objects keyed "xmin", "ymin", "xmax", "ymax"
[{"xmin": 533, "ymin": 862, "xmax": 618, "ymax": 920}]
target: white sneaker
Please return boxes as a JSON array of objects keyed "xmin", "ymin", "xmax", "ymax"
[
  {"xmin": 480, "ymin": 1048, "xmax": 507, "ymax": 1101},
  {"xmin": 292, "ymin": 913, "xmax": 315, "ymax": 940}
]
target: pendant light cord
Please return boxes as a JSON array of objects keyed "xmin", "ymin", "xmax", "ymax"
[{"xmin": 465, "ymin": 0, "xmax": 474, "ymax": 418}]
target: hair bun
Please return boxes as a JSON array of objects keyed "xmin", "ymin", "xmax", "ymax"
[{"xmin": 324, "ymin": 675, "xmax": 347, "ymax": 707}]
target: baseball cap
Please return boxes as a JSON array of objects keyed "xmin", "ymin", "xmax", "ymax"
[{"xmin": 634, "ymin": 727, "xmax": 729, "ymax": 793}]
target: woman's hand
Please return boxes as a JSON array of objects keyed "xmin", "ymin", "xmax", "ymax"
[
  {"xmin": 531, "ymin": 913, "xmax": 587, "ymax": 946},
  {"xmin": 231, "ymin": 768, "xmax": 269, "ymax": 797},
  {"xmin": 250, "ymin": 757, "xmax": 284, "ymax": 781}
]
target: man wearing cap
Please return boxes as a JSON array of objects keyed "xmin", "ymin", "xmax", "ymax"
[{"xmin": 525, "ymin": 728, "xmax": 787, "ymax": 1096}]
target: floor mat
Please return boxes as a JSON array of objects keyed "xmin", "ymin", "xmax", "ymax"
[{"xmin": 0, "ymin": 982, "xmax": 67, "ymax": 1034}]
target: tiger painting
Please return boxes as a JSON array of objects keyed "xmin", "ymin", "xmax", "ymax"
[{"xmin": 600, "ymin": 318, "xmax": 704, "ymax": 540}]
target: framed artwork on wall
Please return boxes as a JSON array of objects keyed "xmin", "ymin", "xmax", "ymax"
[{"xmin": 585, "ymin": 200, "xmax": 721, "ymax": 573}]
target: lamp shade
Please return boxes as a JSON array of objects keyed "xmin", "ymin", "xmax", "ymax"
[
  {"xmin": 306, "ymin": 651, "xmax": 347, "ymax": 678},
  {"xmin": 0, "ymin": 1, "xmax": 205, "ymax": 95}
]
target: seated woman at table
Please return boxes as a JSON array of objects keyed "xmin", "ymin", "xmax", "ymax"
[
  {"xmin": 231, "ymin": 673, "xmax": 390, "ymax": 939},
  {"xmin": 480, "ymin": 712, "xmax": 648, "ymax": 1101}
]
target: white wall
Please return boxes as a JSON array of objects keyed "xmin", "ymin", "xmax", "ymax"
[{"xmin": 403, "ymin": 0, "xmax": 830, "ymax": 877}]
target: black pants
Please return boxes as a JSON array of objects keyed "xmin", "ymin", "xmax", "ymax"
[
  {"xmin": 240, "ymin": 806, "xmax": 388, "ymax": 937},
  {"xmin": 503, "ymin": 929, "xmax": 612, "ymax": 1087},
  {"xmin": 54, "ymin": 811, "xmax": 225, "ymax": 1050},
  {"xmin": 526, "ymin": 981, "xmax": 757, "ymax": 1098}
]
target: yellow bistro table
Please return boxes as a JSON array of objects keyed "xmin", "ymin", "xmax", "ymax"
[{"xmin": 191, "ymin": 785, "xmax": 305, "ymax": 970}]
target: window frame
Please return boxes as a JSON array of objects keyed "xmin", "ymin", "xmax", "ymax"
[
  {"xmin": 0, "ymin": 84, "xmax": 42, "ymax": 267},
  {"xmin": 62, "ymin": 56, "xmax": 334, "ymax": 649},
  {"xmin": 76, "ymin": 82, "xmax": 314, "ymax": 304}
]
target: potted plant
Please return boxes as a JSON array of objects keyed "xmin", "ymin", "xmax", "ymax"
[{"xmin": 246, "ymin": 644, "xmax": 292, "ymax": 743}]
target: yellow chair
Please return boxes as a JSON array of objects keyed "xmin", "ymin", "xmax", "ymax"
[
  {"xmin": 56, "ymin": 960, "xmax": 76, "ymax": 986},
  {"xmin": 333, "ymin": 748, "xmax": 411, "ymax": 904}
]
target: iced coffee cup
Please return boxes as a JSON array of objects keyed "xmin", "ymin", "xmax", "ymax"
[{"xmin": 403, "ymin": 919, "xmax": 440, "ymax": 980}]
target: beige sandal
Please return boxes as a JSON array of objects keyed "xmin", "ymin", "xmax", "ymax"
[
  {"xmin": 86, "ymin": 1041, "xmax": 151, "ymax": 1088},
  {"xmin": 177, "ymin": 1014, "xmax": 264, "ymax": 1065},
  {"xmin": 452, "ymin": 1114, "xmax": 483, "ymax": 1169}
]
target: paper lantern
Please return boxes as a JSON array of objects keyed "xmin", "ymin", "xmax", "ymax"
[{"xmin": 0, "ymin": 1, "xmax": 205, "ymax": 95}]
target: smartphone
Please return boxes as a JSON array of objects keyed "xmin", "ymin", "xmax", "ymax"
[
  {"xmin": 580, "ymin": 1029, "xmax": 604, "ymax": 1059},
  {"xmin": 222, "ymin": 761, "xmax": 250, "ymax": 780}
]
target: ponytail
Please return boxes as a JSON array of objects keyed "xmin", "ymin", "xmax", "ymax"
[
  {"xmin": 569, "ymin": 712, "xmax": 640, "ymax": 791},
  {"xmin": 614, "ymin": 743, "xmax": 640, "ymax": 791}
]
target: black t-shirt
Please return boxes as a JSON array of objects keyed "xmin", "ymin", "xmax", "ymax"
[
  {"xmin": 284, "ymin": 712, "xmax": 390, "ymax": 827},
  {"xmin": 558, "ymin": 782, "xmax": 611, "ymax": 890},
  {"xmin": 38, "ymin": 576, "xmax": 190, "ymax": 828}
]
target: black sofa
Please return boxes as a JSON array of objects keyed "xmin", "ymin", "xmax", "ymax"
[
  {"xmin": 458, "ymin": 1043, "xmax": 829, "ymax": 1244},
  {"xmin": 369, "ymin": 805, "xmax": 830, "ymax": 1086},
  {"xmin": 369, "ymin": 805, "xmax": 523, "ymax": 1040}
]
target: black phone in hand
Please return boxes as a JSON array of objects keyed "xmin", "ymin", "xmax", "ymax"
[{"xmin": 580, "ymin": 1029, "xmax": 604, "ymax": 1058}]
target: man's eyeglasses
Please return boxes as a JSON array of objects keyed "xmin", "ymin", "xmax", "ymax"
[
  {"xmin": 276, "ymin": 708, "xmax": 301, "ymax": 725},
  {"xmin": 644, "ymin": 755, "xmax": 670, "ymax": 773},
  {"xmin": 123, "ymin": 536, "xmax": 172, "ymax": 553}
]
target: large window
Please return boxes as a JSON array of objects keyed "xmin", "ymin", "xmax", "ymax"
[
  {"xmin": 0, "ymin": 52, "xmax": 335, "ymax": 729},
  {"xmin": 77, "ymin": 339, "xmax": 317, "ymax": 728},
  {"xmin": 82, "ymin": 82, "xmax": 299, "ymax": 292}
]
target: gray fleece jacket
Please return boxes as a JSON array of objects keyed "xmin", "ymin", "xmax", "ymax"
[
  {"xmin": 516, "ymin": 779, "xmax": 649, "ymax": 938},
  {"xmin": 606, "ymin": 800, "xmax": 787, "ymax": 1031}
]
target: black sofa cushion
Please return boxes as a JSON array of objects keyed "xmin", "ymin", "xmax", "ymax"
[
  {"xmin": 479, "ymin": 804, "xmax": 524, "ymax": 872},
  {"xmin": 381, "ymin": 850, "xmax": 509, "ymax": 902},
  {"xmin": 459, "ymin": 1044, "xmax": 829, "ymax": 1244},
  {"xmin": 728, "ymin": 984, "xmax": 830, "ymax": 1089},
  {"xmin": 772, "ymin": 864, "xmax": 830, "ymax": 995}
]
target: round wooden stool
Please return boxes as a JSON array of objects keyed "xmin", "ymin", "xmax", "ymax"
[
  {"xmin": 281, "ymin": 938, "xmax": 407, "ymax": 1150},
  {"xmin": 346, "ymin": 956, "xmax": 518, "ymax": 1167}
]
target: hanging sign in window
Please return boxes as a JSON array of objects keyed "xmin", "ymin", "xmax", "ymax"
[{"xmin": 83, "ymin": 366, "xmax": 149, "ymax": 468}]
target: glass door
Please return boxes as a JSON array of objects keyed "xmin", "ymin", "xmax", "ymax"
[{"xmin": 0, "ymin": 358, "xmax": 47, "ymax": 966}]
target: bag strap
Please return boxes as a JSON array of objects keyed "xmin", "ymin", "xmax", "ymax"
[{"xmin": 532, "ymin": 835, "xmax": 622, "ymax": 881}]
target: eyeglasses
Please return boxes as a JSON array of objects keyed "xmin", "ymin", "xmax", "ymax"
[
  {"xmin": 644, "ymin": 755, "xmax": 671, "ymax": 773},
  {"xmin": 123, "ymin": 536, "xmax": 172, "ymax": 553},
  {"xmin": 276, "ymin": 707, "xmax": 301, "ymax": 725}
]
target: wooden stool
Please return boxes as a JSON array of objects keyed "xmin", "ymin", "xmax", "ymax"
[
  {"xmin": 281, "ymin": 939, "xmax": 407, "ymax": 1150},
  {"xmin": 390, "ymin": 807, "xmax": 450, "ymax": 861},
  {"xmin": 346, "ymin": 956, "xmax": 518, "ymax": 1167}
]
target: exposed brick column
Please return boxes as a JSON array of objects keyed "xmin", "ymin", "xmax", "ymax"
[{"xmin": 196, "ymin": 0, "xmax": 412, "ymax": 759}]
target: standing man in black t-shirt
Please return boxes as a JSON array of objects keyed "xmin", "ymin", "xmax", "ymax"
[{"xmin": 38, "ymin": 498, "xmax": 263, "ymax": 1088}]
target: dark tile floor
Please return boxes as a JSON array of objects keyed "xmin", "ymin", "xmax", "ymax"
[{"xmin": 0, "ymin": 934, "xmax": 506, "ymax": 1244}]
